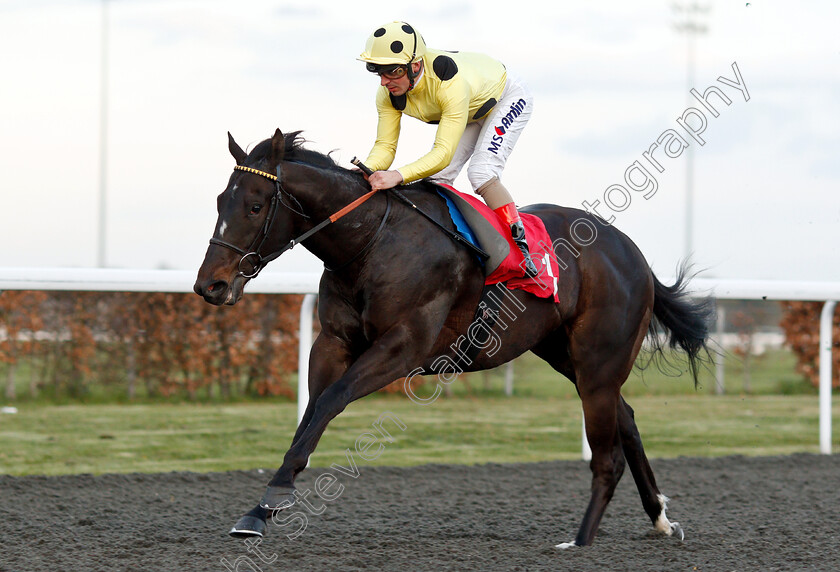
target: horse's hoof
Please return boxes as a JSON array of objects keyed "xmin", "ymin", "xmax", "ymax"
[
  {"xmin": 555, "ymin": 540, "xmax": 577, "ymax": 550},
  {"xmin": 229, "ymin": 515, "xmax": 267, "ymax": 538},
  {"xmin": 259, "ymin": 485, "xmax": 296, "ymax": 510},
  {"xmin": 671, "ymin": 521, "xmax": 685, "ymax": 541}
]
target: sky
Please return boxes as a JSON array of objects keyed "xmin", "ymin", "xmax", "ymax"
[{"xmin": 1, "ymin": 0, "xmax": 838, "ymax": 281}]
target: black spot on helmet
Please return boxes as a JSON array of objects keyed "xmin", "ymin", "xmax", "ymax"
[{"xmin": 359, "ymin": 21, "xmax": 427, "ymax": 66}]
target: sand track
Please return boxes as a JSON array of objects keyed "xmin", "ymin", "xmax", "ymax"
[{"xmin": 2, "ymin": 454, "xmax": 839, "ymax": 571}]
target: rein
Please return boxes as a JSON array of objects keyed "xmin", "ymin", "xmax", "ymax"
[{"xmin": 208, "ymin": 164, "xmax": 388, "ymax": 278}]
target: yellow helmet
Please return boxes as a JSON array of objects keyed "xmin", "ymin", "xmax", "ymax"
[{"xmin": 358, "ymin": 21, "xmax": 426, "ymax": 67}]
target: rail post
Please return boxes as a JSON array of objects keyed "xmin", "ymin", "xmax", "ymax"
[
  {"xmin": 297, "ymin": 294, "xmax": 317, "ymax": 425},
  {"xmin": 819, "ymin": 300, "xmax": 836, "ymax": 454}
]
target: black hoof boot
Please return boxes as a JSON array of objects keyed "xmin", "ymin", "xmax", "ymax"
[
  {"xmin": 510, "ymin": 221, "xmax": 539, "ymax": 278},
  {"xmin": 230, "ymin": 505, "xmax": 268, "ymax": 538}
]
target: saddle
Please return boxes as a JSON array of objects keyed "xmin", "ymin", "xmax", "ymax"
[{"xmin": 432, "ymin": 183, "xmax": 559, "ymax": 303}]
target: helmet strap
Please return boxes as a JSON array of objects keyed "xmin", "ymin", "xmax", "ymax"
[
  {"xmin": 405, "ymin": 22, "xmax": 419, "ymax": 89},
  {"xmin": 407, "ymin": 61, "xmax": 421, "ymax": 89}
]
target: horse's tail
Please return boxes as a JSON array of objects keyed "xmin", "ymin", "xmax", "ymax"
[{"xmin": 648, "ymin": 264, "xmax": 715, "ymax": 387}]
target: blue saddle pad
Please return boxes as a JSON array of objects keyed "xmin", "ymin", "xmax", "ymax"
[{"xmin": 437, "ymin": 191, "xmax": 483, "ymax": 263}]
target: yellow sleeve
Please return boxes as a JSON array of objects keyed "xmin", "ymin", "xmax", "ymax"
[
  {"xmin": 396, "ymin": 82, "xmax": 470, "ymax": 184},
  {"xmin": 364, "ymin": 88, "xmax": 402, "ymax": 172}
]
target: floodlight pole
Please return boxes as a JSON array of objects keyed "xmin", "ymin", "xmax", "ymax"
[
  {"xmin": 672, "ymin": 2, "xmax": 710, "ymax": 261},
  {"xmin": 97, "ymin": 0, "xmax": 110, "ymax": 267}
]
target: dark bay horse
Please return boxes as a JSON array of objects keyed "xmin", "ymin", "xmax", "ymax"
[{"xmin": 194, "ymin": 129, "xmax": 713, "ymax": 548}]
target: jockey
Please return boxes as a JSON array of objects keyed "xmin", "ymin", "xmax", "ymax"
[{"xmin": 358, "ymin": 21, "xmax": 538, "ymax": 277}]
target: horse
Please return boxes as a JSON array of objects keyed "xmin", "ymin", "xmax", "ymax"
[{"xmin": 194, "ymin": 128, "xmax": 713, "ymax": 548}]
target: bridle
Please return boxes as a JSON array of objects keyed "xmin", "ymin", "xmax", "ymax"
[{"xmin": 208, "ymin": 164, "xmax": 389, "ymax": 279}]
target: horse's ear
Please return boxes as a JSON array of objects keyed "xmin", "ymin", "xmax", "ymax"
[
  {"xmin": 269, "ymin": 128, "xmax": 286, "ymax": 165},
  {"xmin": 228, "ymin": 132, "xmax": 247, "ymax": 165}
]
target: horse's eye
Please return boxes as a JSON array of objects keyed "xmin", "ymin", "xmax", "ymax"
[{"xmin": 250, "ymin": 204, "xmax": 262, "ymax": 215}]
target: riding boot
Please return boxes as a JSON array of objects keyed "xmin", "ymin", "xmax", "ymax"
[
  {"xmin": 493, "ymin": 203, "xmax": 539, "ymax": 278},
  {"xmin": 509, "ymin": 220, "xmax": 540, "ymax": 278}
]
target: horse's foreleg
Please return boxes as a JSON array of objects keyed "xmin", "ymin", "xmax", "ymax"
[
  {"xmin": 261, "ymin": 320, "xmax": 438, "ymax": 510},
  {"xmin": 290, "ymin": 333, "xmax": 354, "ymax": 448},
  {"xmin": 228, "ymin": 334, "xmax": 353, "ymax": 538},
  {"xmin": 617, "ymin": 396, "xmax": 683, "ymax": 540}
]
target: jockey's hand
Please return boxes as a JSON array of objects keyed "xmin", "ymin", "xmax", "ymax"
[{"xmin": 368, "ymin": 170, "xmax": 404, "ymax": 191}]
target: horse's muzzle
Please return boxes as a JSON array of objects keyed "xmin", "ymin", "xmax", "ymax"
[
  {"xmin": 194, "ymin": 275, "xmax": 247, "ymax": 306},
  {"xmin": 193, "ymin": 278, "xmax": 230, "ymax": 306}
]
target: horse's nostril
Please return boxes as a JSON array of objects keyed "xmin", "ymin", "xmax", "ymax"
[{"xmin": 207, "ymin": 280, "xmax": 227, "ymax": 295}]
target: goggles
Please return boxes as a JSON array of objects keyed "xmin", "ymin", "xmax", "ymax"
[{"xmin": 365, "ymin": 62, "xmax": 408, "ymax": 80}]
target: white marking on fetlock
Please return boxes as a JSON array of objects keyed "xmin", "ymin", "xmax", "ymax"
[
  {"xmin": 555, "ymin": 540, "xmax": 577, "ymax": 550},
  {"xmin": 654, "ymin": 494, "xmax": 671, "ymax": 534},
  {"xmin": 654, "ymin": 494, "xmax": 684, "ymax": 540}
]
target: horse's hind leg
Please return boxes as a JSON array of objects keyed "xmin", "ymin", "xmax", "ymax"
[
  {"xmin": 556, "ymin": 293, "xmax": 656, "ymax": 548},
  {"xmin": 532, "ymin": 331, "xmax": 629, "ymax": 549},
  {"xmin": 555, "ymin": 380, "xmax": 626, "ymax": 549},
  {"xmin": 617, "ymin": 396, "xmax": 683, "ymax": 539}
]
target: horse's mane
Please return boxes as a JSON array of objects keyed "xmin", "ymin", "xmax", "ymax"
[{"xmin": 249, "ymin": 131, "xmax": 344, "ymax": 172}]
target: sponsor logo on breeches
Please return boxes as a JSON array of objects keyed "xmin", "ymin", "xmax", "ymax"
[{"xmin": 488, "ymin": 98, "xmax": 527, "ymax": 154}]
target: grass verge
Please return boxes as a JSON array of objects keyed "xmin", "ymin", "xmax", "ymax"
[{"xmin": 1, "ymin": 392, "xmax": 836, "ymax": 476}]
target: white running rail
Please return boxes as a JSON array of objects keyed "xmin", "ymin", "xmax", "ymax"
[{"xmin": 0, "ymin": 268, "xmax": 837, "ymax": 455}]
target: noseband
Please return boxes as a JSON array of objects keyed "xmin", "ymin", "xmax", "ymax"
[{"xmin": 208, "ymin": 164, "xmax": 388, "ymax": 279}]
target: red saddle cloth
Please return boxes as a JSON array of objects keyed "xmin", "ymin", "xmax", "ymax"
[{"xmin": 437, "ymin": 184, "xmax": 559, "ymax": 302}]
